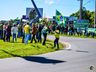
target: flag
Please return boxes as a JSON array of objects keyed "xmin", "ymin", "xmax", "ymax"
[
  {"xmin": 56, "ymin": 10, "xmax": 62, "ymax": 21},
  {"xmin": 56, "ymin": 10, "xmax": 65, "ymax": 25},
  {"xmin": 56, "ymin": 10, "xmax": 62, "ymax": 16}
]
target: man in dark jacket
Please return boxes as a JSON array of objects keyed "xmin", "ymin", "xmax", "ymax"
[
  {"xmin": 38, "ymin": 24, "xmax": 43, "ymax": 42},
  {"xmin": 6, "ymin": 24, "xmax": 11, "ymax": 42}
]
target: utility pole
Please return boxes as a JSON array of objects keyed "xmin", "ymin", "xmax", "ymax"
[
  {"xmin": 78, "ymin": 0, "xmax": 83, "ymax": 20},
  {"xmin": 80, "ymin": 0, "xmax": 83, "ymax": 20},
  {"xmin": 94, "ymin": 0, "xmax": 96, "ymax": 28},
  {"xmin": 30, "ymin": 0, "xmax": 42, "ymax": 25}
]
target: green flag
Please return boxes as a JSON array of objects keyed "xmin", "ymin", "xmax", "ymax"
[
  {"xmin": 56, "ymin": 10, "xmax": 62, "ymax": 16},
  {"xmin": 56, "ymin": 10, "xmax": 65, "ymax": 25}
]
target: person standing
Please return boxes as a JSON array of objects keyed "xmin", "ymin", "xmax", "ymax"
[
  {"xmin": 38, "ymin": 24, "xmax": 43, "ymax": 43},
  {"xmin": 3, "ymin": 23, "xmax": 7, "ymax": 42},
  {"xmin": 11, "ymin": 24, "xmax": 18, "ymax": 42},
  {"xmin": 22, "ymin": 24, "xmax": 26, "ymax": 43},
  {"xmin": 30, "ymin": 23, "xmax": 37, "ymax": 43},
  {"xmin": 0, "ymin": 22, "xmax": 3, "ymax": 39},
  {"xmin": 42, "ymin": 25, "xmax": 48, "ymax": 45},
  {"xmin": 24, "ymin": 23, "xmax": 30, "ymax": 44},
  {"xmin": 6, "ymin": 23, "xmax": 11, "ymax": 42},
  {"xmin": 17, "ymin": 24, "xmax": 22, "ymax": 38},
  {"xmin": 54, "ymin": 28, "xmax": 60, "ymax": 49}
]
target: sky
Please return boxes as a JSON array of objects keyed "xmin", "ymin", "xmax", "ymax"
[{"xmin": 0, "ymin": 0, "xmax": 94, "ymax": 20}]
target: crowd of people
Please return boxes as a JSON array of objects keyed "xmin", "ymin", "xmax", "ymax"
[
  {"xmin": 49, "ymin": 24, "xmax": 96, "ymax": 38},
  {"xmin": 0, "ymin": 20, "xmax": 96, "ymax": 49},
  {"xmin": 0, "ymin": 21, "xmax": 61, "ymax": 49}
]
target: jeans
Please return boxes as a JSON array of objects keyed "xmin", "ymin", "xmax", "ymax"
[
  {"xmin": 12, "ymin": 33, "xmax": 17, "ymax": 42},
  {"xmin": 24, "ymin": 33, "xmax": 30, "ymax": 44},
  {"xmin": 18, "ymin": 32, "xmax": 21, "ymax": 38}
]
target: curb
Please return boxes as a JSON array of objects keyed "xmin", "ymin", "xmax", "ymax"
[{"xmin": 60, "ymin": 41, "xmax": 71, "ymax": 50}]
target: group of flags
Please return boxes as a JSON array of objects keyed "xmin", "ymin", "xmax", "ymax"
[{"xmin": 55, "ymin": 10, "xmax": 66, "ymax": 25}]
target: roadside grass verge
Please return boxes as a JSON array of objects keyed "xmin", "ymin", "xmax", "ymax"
[
  {"xmin": 0, "ymin": 38, "xmax": 64, "ymax": 59},
  {"xmin": 50, "ymin": 33, "xmax": 96, "ymax": 39}
]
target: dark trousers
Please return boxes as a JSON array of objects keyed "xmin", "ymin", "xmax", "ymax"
[
  {"xmin": 38, "ymin": 32, "xmax": 42, "ymax": 43},
  {"xmin": 18, "ymin": 31, "xmax": 21, "ymax": 38},
  {"xmin": 6, "ymin": 35, "xmax": 10, "ymax": 42},
  {"xmin": 22, "ymin": 33, "xmax": 25, "ymax": 43},
  {"xmin": 54, "ymin": 38, "xmax": 59, "ymax": 48},
  {"xmin": 30, "ymin": 34, "xmax": 37, "ymax": 43},
  {"xmin": 42, "ymin": 33, "xmax": 47, "ymax": 45},
  {"xmin": 0, "ymin": 30, "xmax": 3, "ymax": 39},
  {"xmin": 3, "ymin": 30, "xmax": 6, "ymax": 42}
]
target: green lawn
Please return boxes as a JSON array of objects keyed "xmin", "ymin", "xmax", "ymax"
[{"xmin": 0, "ymin": 38, "xmax": 64, "ymax": 59}]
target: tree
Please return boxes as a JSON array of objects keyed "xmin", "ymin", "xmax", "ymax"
[{"xmin": 70, "ymin": 8, "xmax": 94, "ymax": 27}]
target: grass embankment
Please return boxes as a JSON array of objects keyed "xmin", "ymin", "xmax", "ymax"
[
  {"xmin": 0, "ymin": 38, "xmax": 64, "ymax": 59},
  {"xmin": 50, "ymin": 33, "xmax": 96, "ymax": 39}
]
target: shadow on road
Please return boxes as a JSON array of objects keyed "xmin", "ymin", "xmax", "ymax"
[
  {"xmin": 1, "ymin": 50, "xmax": 66, "ymax": 64},
  {"xmin": 23, "ymin": 56, "xmax": 66, "ymax": 64},
  {"xmin": 76, "ymin": 50, "xmax": 89, "ymax": 53}
]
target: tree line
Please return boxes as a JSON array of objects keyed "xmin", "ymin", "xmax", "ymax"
[{"xmin": 70, "ymin": 7, "xmax": 94, "ymax": 27}]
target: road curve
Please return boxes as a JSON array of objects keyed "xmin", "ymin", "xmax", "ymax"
[{"xmin": 0, "ymin": 35, "xmax": 96, "ymax": 72}]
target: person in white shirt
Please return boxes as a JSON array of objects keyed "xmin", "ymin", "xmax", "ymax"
[{"xmin": 11, "ymin": 24, "xmax": 18, "ymax": 42}]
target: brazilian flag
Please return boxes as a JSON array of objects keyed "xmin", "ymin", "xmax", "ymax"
[
  {"xmin": 56, "ymin": 10, "xmax": 66, "ymax": 25},
  {"xmin": 56, "ymin": 10, "xmax": 62, "ymax": 21}
]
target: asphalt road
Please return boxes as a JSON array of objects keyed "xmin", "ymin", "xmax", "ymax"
[{"xmin": 0, "ymin": 35, "xmax": 96, "ymax": 72}]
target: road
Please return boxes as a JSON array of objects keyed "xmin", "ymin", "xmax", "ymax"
[{"xmin": 0, "ymin": 35, "xmax": 96, "ymax": 72}]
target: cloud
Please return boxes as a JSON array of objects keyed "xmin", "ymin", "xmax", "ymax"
[
  {"xmin": 49, "ymin": 0, "xmax": 54, "ymax": 5},
  {"xmin": 45, "ymin": 0, "xmax": 55, "ymax": 5}
]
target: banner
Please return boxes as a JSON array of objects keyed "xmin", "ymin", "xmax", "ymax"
[{"xmin": 56, "ymin": 10, "xmax": 66, "ymax": 25}]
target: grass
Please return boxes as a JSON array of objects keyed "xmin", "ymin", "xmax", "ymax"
[
  {"xmin": 0, "ymin": 38, "xmax": 64, "ymax": 59},
  {"xmin": 50, "ymin": 33, "xmax": 96, "ymax": 39}
]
